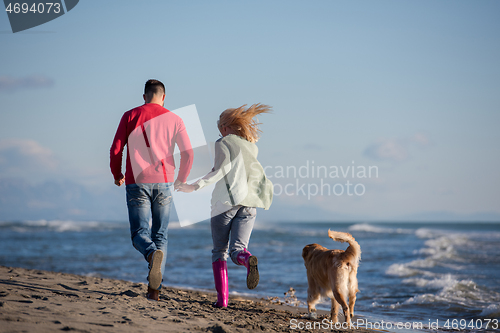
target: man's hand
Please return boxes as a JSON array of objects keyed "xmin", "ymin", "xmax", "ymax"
[
  {"xmin": 114, "ymin": 176, "xmax": 125, "ymax": 187},
  {"xmin": 174, "ymin": 179, "xmax": 185, "ymax": 191}
]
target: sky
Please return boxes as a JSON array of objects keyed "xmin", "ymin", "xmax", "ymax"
[{"xmin": 1, "ymin": 0, "xmax": 499, "ymax": 223}]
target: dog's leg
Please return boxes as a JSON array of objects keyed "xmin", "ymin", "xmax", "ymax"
[
  {"xmin": 307, "ymin": 287, "xmax": 320, "ymax": 319},
  {"xmin": 330, "ymin": 297, "xmax": 339, "ymax": 323},
  {"xmin": 348, "ymin": 271, "xmax": 358, "ymax": 317},
  {"xmin": 348, "ymin": 289, "xmax": 357, "ymax": 318},
  {"xmin": 333, "ymin": 290, "xmax": 350, "ymax": 324}
]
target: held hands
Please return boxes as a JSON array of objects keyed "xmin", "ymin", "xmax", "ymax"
[
  {"xmin": 174, "ymin": 178, "xmax": 198, "ymax": 193},
  {"xmin": 174, "ymin": 179, "xmax": 184, "ymax": 191},
  {"xmin": 114, "ymin": 177, "xmax": 196, "ymax": 191},
  {"xmin": 176, "ymin": 183, "xmax": 198, "ymax": 193}
]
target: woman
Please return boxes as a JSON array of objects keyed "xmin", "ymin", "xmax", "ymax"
[{"xmin": 177, "ymin": 104, "xmax": 273, "ymax": 307}]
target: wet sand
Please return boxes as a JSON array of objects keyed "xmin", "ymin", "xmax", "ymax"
[{"xmin": 0, "ymin": 266, "xmax": 373, "ymax": 332}]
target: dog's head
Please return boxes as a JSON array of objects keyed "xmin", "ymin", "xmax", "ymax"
[
  {"xmin": 302, "ymin": 244, "xmax": 313, "ymax": 261},
  {"xmin": 302, "ymin": 243, "xmax": 323, "ymax": 263}
]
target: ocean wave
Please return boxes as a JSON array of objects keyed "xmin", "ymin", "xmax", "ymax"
[
  {"xmin": 415, "ymin": 235, "xmax": 469, "ymax": 266},
  {"xmin": 480, "ymin": 304, "xmax": 500, "ymax": 318},
  {"xmin": 0, "ymin": 220, "xmax": 128, "ymax": 232},
  {"xmin": 386, "ymin": 259, "xmax": 465, "ymax": 279},
  {"xmin": 401, "ymin": 275, "xmax": 500, "ymax": 312},
  {"xmin": 415, "ymin": 228, "xmax": 438, "ymax": 239},
  {"xmin": 405, "ymin": 259, "xmax": 436, "ymax": 268},
  {"xmin": 384, "ymin": 225, "xmax": 500, "ymax": 319},
  {"xmin": 405, "ymin": 230, "xmax": 471, "ymax": 274},
  {"xmin": 348, "ymin": 223, "xmax": 412, "ymax": 234},
  {"xmin": 385, "ymin": 263, "xmax": 423, "ymax": 277},
  {"xmin": 386, "ymin": 259, "xmax": 443, "ymax": 277},
  {"xmin": 416, "ymin": 227, "xmax": 500, "ymax": 242},
  {"xmin": 403, "ymin": 274, "xmax": 470, "ymax": 289}
]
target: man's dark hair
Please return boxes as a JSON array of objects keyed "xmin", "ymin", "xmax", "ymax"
[{"xmin": 144, "ymin": 79, "xmax": 165, "ymax": 96}]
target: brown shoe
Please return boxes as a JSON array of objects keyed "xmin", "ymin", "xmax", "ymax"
[
  {"xmin": 147, "ymin": 250, "xmax": 163, "ymax": 290},
  {"xmin": 146, "ymin": 286, "xmax": 159, "ymax": 301}
]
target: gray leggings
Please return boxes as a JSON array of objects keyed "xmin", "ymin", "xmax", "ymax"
[{"xmin": 211, "ymin": 205, "xmax": 257, "ymax": 264}]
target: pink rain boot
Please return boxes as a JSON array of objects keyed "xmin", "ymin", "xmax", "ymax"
[
  {"xmin": 212, "ymin": 259, "xmax": 228, "ymax": 308},
  {"xmin": 237, "ymin": 249, "xmax": 259, "ymax": 289}
]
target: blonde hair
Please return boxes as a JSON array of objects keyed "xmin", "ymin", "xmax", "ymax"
[{"xmin": 218, "ymin": 104, "xmax": 272, "ymax": 143}]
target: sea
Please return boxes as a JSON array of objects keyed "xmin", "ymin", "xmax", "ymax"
[{"xmin": 1, "ymin": 220, "xmax": 499, "ymax": 332}]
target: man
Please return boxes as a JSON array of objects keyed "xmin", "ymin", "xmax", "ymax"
[{"xmin": 110, "ymin": 79, "xmax": 193, "ymax": 301}]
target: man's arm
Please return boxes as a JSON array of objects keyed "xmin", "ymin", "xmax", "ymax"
[
  {"xmin": 110, "ymin": 113, "xmax": 128, "ymax": 186},
  {"xmin": 174, "ymin": 118, "xmax": 194, "ymax": 188}
]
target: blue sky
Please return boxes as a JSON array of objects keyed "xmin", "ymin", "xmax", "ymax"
[{"xmin": 1, "ymin": 0, "xmax": 499, "ymax": 222}]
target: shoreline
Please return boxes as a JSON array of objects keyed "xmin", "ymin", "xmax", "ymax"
[{"xmin": 0, "ymin": 265, "xmax": 374, "ymax": 332}]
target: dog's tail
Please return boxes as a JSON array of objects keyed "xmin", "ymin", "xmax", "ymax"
[{"xmin": 328, "ymin": 229, "xmax": 361, "ymax": 265}]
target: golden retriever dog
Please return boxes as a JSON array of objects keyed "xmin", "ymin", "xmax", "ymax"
[{"xmin": 302, "ymin": 230, "xmax": 361, "ymax": 324}]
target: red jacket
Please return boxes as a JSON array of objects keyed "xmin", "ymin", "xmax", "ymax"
[{"xmin": 110, "ymin": 103, "xmax": 193, "ymax": 184}]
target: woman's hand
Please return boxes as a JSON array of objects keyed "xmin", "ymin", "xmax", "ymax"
[{"xmin": 176, "ymin": 183, "xmax": 198, "ymax": 193}]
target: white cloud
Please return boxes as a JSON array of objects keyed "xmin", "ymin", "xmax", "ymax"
[
  {"xmin": 0, "ymin": 75, "xmax": 54, "ymax": 92},
  {"xmin": 412, "ymin": 132, "xmax": 432, "ymax": 147},
  {"xmin": 363, "ymin": 138, "xmax": 409, "ymax": 162},
  {"xmin": 363, "ymin": 133, "xmax": 433, "ymax": 162},
  {"xmin": 0, "ymin": 139, "xmax": 57, "ymax": 175}
]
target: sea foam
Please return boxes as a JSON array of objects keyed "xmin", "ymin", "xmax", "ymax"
[{"xmin": 348, "ymin": 223, "xmax": 412, "ymax": 234}]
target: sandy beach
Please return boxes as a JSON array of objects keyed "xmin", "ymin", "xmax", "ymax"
[{"xmin": 0, "ymin": 266, "xmax": 373, "ymax": 333}]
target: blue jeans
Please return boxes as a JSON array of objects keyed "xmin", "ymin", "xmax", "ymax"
[
  {"xmin": 126, "ymin": 183, "xmax": 173, "ymax": 285},
  {"xmin": 211, "ymin": 205, "xmax": 257, "ymax": 264}
]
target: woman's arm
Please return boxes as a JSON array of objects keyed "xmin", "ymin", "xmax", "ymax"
[
  {"xmin": 194, "ymin": 140, "xmax": 231, "ymax": 190},
  {"xmin": 177, "ymin": 139, "xmax": 231, "ymax": 193}
]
